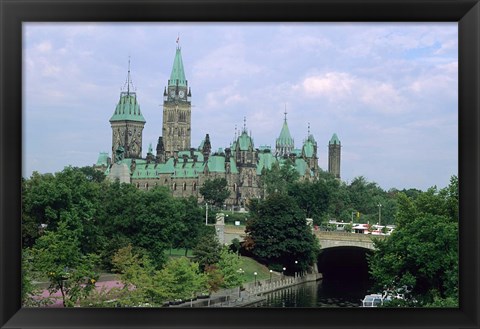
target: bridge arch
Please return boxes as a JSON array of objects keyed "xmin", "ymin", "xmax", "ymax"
[{"xmin": 317, "ymin": 246, "xmax": 373, "ymax": 281}]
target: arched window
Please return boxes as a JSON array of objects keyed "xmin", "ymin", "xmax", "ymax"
[
  {"xmin": 145, "ymin": 183, "xmax": 148, "ymax": 189},
  {"xmin": 173, "ymin": 183, "xmax": 176, "ymax": 191},
  {"xmin": 183, "ymin": 182, "xmax": 186, "ymax": 191},
  {"xmin": 193, "ymin": 182, "xmax": 197, "ymax": 191},
  {"xmin": 136, "ymin": 183, "xmax": 139, "ymax": 188},
  {"xmin": 233, "ymin": 183, "xmax": 237, "ymax": 192}
]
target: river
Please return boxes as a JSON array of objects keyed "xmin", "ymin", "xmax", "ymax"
[{"xmin": 248, "ymin": 278, "xmax": 372, "ymax": 307}]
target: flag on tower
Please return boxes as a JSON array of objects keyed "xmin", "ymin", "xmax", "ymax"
[{"xmin": 176, "ymin": 36, "xmax": 179, "ymax": 44}]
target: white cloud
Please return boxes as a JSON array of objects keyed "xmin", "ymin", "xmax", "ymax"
[
  {"xmin": 301, "ymin": 72, "xmax": 354, "ymax": 98},
  {"xmin": 297, "ymin": 72, "xmax": 408, "ymax": 114}
]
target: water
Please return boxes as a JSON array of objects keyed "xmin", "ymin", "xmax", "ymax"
[{"xmin": 248, "ymin": 278, "xmax": 372, "ymax": 308}]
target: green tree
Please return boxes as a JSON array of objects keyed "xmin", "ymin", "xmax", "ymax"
[
  {"xmin": 158, "ymin": 257, "xmax": 206, "ymax": 301},
  {"xmin": 193, "ymin": 233, "xmax": 222, "ymax": 271},
  {"xmin": 173, "ymin": 196, "xmax": 205, "ymax": 256},
  {"xmin": 245, "ymin": 193, "xmax": 320, "ymax": 272},
  {"xmin": 32, "ymin": 220, "xmax": 99, "ymax": 307},
  {"xmin": 368, "ymin": 176, "xmax": 458, "ymax": 306},
  {"xmin": 261, "ymin": 159, "xmax": 299, "ymax": 196},
  {"xmin": 217, "ymin": 247, "xmax": 244, "ymax": 288},
  {"xmin": 111, "ymin": 245, "xmax": 171, "ymax": 306},
  {"xmin": 199, "ymin": 178, "xmax": 231, "ymax": 207}
]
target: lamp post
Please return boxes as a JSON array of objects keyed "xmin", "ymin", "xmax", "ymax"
[
  {"xmin": 254, "ymin": 272, "xmax": 257, "ymax": 287},
  {"xmin": 377, "ymin": 203, "xmax": 382, "ymax": 225},
  {"xmin": 205, "ymin": 203, "xmax": 208, "ymax": 225},
  {"xmin": 282, "ymin": 267, "xmax": 286, "ymax": 280},
  {"xmin": 294, "ymin": 260, "xmax": 298, "ymax": 278},
  {"xmin": 238, "ymin": 268, "xmax": 244, "ymax": 297},
  {"xmin": 269, "ymin": 269, "xmax": 273, "ymax": 283}
]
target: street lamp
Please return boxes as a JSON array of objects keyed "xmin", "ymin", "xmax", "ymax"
[
  {"xmin": 269, "ymin": 269, "xmax": 273, "ymax": 283},
  {"xmin": 205, "ymin": 203, "xmax": 208, "ymax": 225},
  {"xmin": 254, "ymin": 272, "xmax": 257, "ymax": 287},
  {"xmin": 377, "ymin": 203, "xmax": 382, "ymax": 225},
  {"xmin": 294, "ymin": 260, "xmax": 298, "ymax": 278},
  {"xmin": 238, "ymin": 268, "xmax": 244, "ymax": 297},
  {"xmin": 282, "ymin": 267, "xmax": 286, "ymax": 279}
]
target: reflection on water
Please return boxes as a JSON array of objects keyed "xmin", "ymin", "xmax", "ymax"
[{"xmin": 249, "ymin": 278, "xmax": 372, "ymax": 308}]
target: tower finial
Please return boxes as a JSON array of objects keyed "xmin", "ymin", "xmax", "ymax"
[
  {"xmin": 127, "ymin": 56, "xmax": 131, "ymax": 95},
  {"xmin": 308, "ymin": 122, "xmax": 310, "ymax": 136},
  {"xmin": 284, "ymin": 104, "xmax": 287, "ymax": 122},
  {"xmin": 176, "ymin": 34, "xmax": 180, "ymax": 49},
  {"xmin": 243, "ymin": 116, "xmax": 247, "ymax": 132},
  {"xmin": 234, "ymin": 125, "xmax": 237, "ymax": 140}
]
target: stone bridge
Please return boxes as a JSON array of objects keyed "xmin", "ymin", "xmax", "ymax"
[
  {"xmin": 314, "ymin": 231, "xmax": 385, "ymax": 250},
  {"xmin": 223, "ymin": 225, "xmax": 385, "ymax": 250}
]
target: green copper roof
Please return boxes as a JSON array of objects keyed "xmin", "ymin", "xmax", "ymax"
[
  {"xmin": 169, "ymin": 47, "xmax": 187, "ymax": 87},
  {"xmin": 329, "ymin": 133, "xmax": 341, "ymax": 145},
  {"xmin": 229, "ymin": 158, "xmax": 239, "ymax": 174},
  {"xmin": 256, "ymin": 152, "xmax": 278, "ymax": 175},
  {"xmin": 110, "ymin": 93, "xmax": 146, "ymax": 123},
  {"xmin": 96, "ymin": 152, "xmax": 110, "ymax": 166},
  {"xmin": 302, "ymin": 140, "xmax": 315, "ymax": 158},
  {"xmin": 294, "ymin": 158, "xmax": 308, "ymax": 176},
  {"xmin": 207, "ymin": 155, "xmax": 226, "ymax": 173},
  {"xmin": 276, "ymin": 120, "xmax": 294, "ymax": 147},
  {"xmin": 237, "ymin": 131, "xmax": 253, "ymax": 151}
]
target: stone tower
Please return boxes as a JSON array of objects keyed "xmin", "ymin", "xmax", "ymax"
[
  {"xmin": 328, "ymin": 133, "xmax": 341, "ymax": 179},
  {"xmin": 109, "ymin": 60, "xmax": 146, "ymax": 160},
  {"xmin": 162, "ymin": 44, "xmax": 192, "ymax": 158},
  {"xmin": 302, "ymin": 125, "xmax": 318, "ymax": 174},
  {"xmin": 275, "ymin": 109, "xmax": 294, "ymax": 157}
]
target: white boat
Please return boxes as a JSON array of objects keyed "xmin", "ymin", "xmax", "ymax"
[{"xmin": 361, "ymin": 293, "xmax": 392, "ymax": 307}]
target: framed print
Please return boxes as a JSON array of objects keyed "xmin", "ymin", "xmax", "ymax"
[{"xmin": 1, "ymin": 1, "xmax": 479, "ymax": 329}]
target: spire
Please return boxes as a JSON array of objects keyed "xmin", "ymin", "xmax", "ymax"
[
  {"xmin": 122, "ymin": 56, "xmax": 135, "ymax": 95},
  {"xmin": 243, "ymin": 116, "xmax": 247, "ymax": 133},
  {"xmin": 307, "ymin": 122, "xmax": 310, "ymax": 136},
  {"xmin": 169, "ymin": 44, "xmax": 187, "ymax": 87},
  {"xmin": 276, "ymin": 109, "xmax": 294, "ymax": 156},
  {"xmin": 329, "ymin": 133, "xmax": 341, "ymax": 145},
  {"xmin": 110, "ymin": 58, "xmax": 145, "ymax": 123}
]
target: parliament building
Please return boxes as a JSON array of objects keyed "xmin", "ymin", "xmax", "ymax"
[{"xmin": 94, "ymin": 44, "xmax": 342, "ymax": 208}]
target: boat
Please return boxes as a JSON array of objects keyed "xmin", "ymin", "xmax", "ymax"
[{"xmin": 360, "ymin": 293, "xmax": 392, "ymax": 307}]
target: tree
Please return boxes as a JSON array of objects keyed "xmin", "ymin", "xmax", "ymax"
[
  {"xmin": 193, "ymin": 233, "xmax": 222, "ymax": 271},
  {"xmin": 32, "ymin": 220, "xmax": 99, "ymax": 307},
  {"xmin": 261, "ymin": 159, "xmax": 299, "ymax": 196},
  {"xmin": 158, "ymin": 257, "xmax": 206, "ymax": 301},
  {"xmin": 217, "ymin": 247, "xmax": 244, "ymax": 288},
  {"xmin": 368, "ymin": 176, "xmax": 458, "ymax": 306},
  {"xmin": 111, "ymin": 245, "xmax": 174, "ymax": 306},
  {"xmin": 174, "ymin": 196, "xmax": 205, "ymax": 256},
  {"xmin": 199, "ymin": 178, "xmax": 231, "ymax": 207},
  {"xmin": 244, "ymin": 193, "xmax": 320, "ymax": 272}
]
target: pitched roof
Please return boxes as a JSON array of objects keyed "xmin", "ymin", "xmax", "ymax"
[
  {"xmin": 110, "ymin": 92, "xmax": 146, "ymax": 123},
  {"xmin": 329, "ymin": 133, "xmax": 341, "ymax": 145},
  {"xmin": 169, "ymin": 47, "xmax": 187, "ymax": 87},
  {"xmin": 302, "ymin": 139, "xmax": 315, "ymax": 158},
  {"xmin": 276, "ymin": 119, "xmax": 294, "ymax": 147},
  {"xmin": 237, "ymin": 131, "xmax": 254, "ymax": 151},
  {"xmin": 96, "ymin": 152, "xmax": 110, "ymax": 166}
]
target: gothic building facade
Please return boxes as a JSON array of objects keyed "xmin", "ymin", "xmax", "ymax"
[{"xmin": 95, "ymin": 44, "xmax": 342, "ymax": 207}]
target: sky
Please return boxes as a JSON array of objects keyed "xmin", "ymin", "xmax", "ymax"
[{"xmin": 23, "ymin": 22, "xmax": 458, "ymax": 191}]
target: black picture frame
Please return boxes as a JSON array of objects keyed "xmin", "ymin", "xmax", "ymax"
[{"xmin": 1, "ymin": 0, "xmax": 478, "ymax": 328}]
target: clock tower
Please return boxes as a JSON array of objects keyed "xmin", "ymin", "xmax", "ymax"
[{"xmin": 162, "ymin": 44, "xmax": 192, "ymax": 157}]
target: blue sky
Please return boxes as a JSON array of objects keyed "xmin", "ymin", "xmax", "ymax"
[{"xmin": 23, "ymin": 22, "xmax": 458, "ymax": 191}]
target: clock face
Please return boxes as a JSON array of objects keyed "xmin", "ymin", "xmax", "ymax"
[
  {"xmin": 170, "ymin": 90, "xmax": 175, "ymax": 97},
  {"xmin": 179, "ymin": 90, "xmax": 185, "ymax": 98}
]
